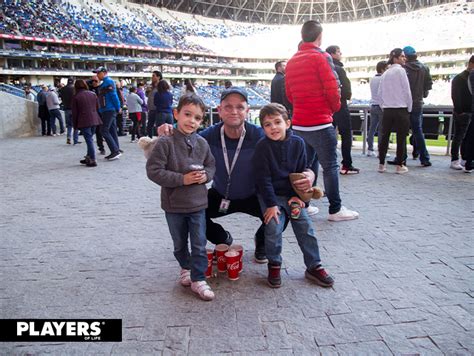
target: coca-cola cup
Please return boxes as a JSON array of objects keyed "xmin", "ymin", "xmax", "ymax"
[
  {"xmin": 225, "ymin": 250, "xmax": 240, "ymax": 281},
  {"xmin": 229, "ymin": 244, "xmax": 243, "ymax": 274},
  {"xmin": 215, "ymin": 244, "xmax": 229, "ymax": 273},
  {"xmin": 205, "ymin": 249, "xmax": 214, "ymax": 278}
]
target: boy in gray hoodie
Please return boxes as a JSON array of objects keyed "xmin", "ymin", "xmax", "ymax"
[{"xmin": 146, "ymin": 94, "xmax": 216, "ymax": 301}]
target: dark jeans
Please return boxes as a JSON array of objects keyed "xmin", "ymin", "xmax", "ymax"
[
  {"xmin": 146, "ymin": 110, "xmax": 156, "ymax": 138},
  {"xmin": 306, "ymin": 143, "xmax": 319, "ymax": 186},
  {"xmin": 117, "ymin": 111, "xmax": 125, "ymax": 136},
  {"xmin": 367, "ymin": 105, "xmax": 383, "ymax": 151},
  {"xmin": 39, "ymin": 105, "xmax": 50, "ymax": 135},
  {"xmin": 96, "ymin": 125, "xmax": 104, "ymax": 151},
  {"xmin": 82, "ymin": 126, "xmax": 96, "ymax": 160},
  {"xmin": 156, "ymin": 112, "xmax": 174, "ymax": 127},
  {"xmin": 409, "ymin": 109, "xmax": 430, "ymax": 163},
  {"xmin": 49, "ymin": 109, "xmax": 64, "ymax": 134},
  {"xmin": 333, "ymin": 106, "xmax": 353, "ymax": 168},
  {"xmin": 378, "ymin": 108, "xmax": 410, "ymax": 165},
  {"xmin": 100, "ymin": 110, "xmax": 120, "ymax": 154},
  {"xmin": 65, "ymin": 109, "xmax": 79, "ymax": 143},
  {"xmin": 294, "ymin": 127, "xmax": 342, "ymax": 214},
  {"xmin": 206, "ymin": 187, "xmax": 264, "ymax": 245},
  {"xmin": 463, "ymin": 118, "xmax": 474, "ymax": 168},
  {"xmin": 451, "ymin": 113, "xmax": 471, "ymax": 161}
]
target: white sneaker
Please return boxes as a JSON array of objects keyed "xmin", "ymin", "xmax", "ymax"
[
  {"xmin": 461, "ymin": 159, "xmax": 466, "ymax": 167},
  {"xmin": 191, "ymin": 281, "xmax": 215, "ymax": 301},
  {"xmin": 378, "ymin": 164, "xmax": 386, "ymax": 173},
  {"xmin": 179, "ymin": 269, "xmax": 191, "ymax": 287},
  {"xmin": 450, "ymin": 160, "xmax": 463, "ymax": 170},
  {"xmin": 328, "ymin": 206, "xmax": 359, "ymax": 222},
  {"xmin": 367, "ymin": 150, "xmax": 376, "ymax": 157},
  {"xmin": 396, "ymin": 165, "xmax": 409, "ymax": 174},
  {"xmin": 307, "ymin": 206, "xmax": 319, "ymax": 216}
]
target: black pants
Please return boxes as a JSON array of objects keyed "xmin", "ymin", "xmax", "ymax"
[
  {"xmin": 378, "ymin": 108, "xmax": 410, "ymax": 165},
  {"xmin": 206, "ymin": 188, "xmax": 265, "ymax": 245},
  {"xmin": 333, "ymin": 106, "xmax": 353, "ymax": 168},
  {"xmin": 117, "ymin": 111, "xmax": 125, "ymax": 136},
  {"xmin": 462, "ymin": 117, "xmax": 474, "ymax": 168},
  {"xmin": 39, "ymin": 105, "xmax": 50, "ymax": 135},
  {"xmin": 451, "ymin": 113, "xmax": 471, "ymax": 161},
  {"xmin": 147, "ymin": 110, "xmax": 156, "ymax": 138},
  {"xmin": 140, "ymin": 111, "xmax": 147, "ymax": 137},
  {"xmin": 129, "ymin": 112, "xmax": 141, "ymax": 141}
]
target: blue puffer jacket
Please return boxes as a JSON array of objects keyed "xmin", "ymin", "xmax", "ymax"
[{"xmin": 97, "ymin": 76, "xmax": 120, "ymax": 113}]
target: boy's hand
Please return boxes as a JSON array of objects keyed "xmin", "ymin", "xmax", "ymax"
[
  {"xmin": 183, "ymin": 171, "xmax": 205, "ymax": 185},
  {"xmin": 196, "ymin": 171, "xmax": 207, "ymax": 184},
  {"xmin": 264, "ymin": 206, "xmax": 280, "ymax": 225},
  {"xmin": 288, "ymin": 197, "xmax": 304, "ymax": 208},
  {"xmin": 157, "ymin": 123, "xmax": 174, "ymax": 136}
]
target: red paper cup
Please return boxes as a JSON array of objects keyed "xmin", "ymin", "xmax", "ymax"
[
  {"xmin": 205, "ymin": 249, "xmax": 214, "ymax": 278},
  {"xmin": 229, "ymin": 244, "xmax": 243, "ymax": 274},
  {"xmin": 225, "ymin": 250, "xmax": 240, "ymax": 281},
  {"xmin": 215, "ymin": 244, "xmax": 229, "ymax": 273}
]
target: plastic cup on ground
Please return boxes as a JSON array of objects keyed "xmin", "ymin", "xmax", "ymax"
[
  {"xmin": 229, "ymin": 244, "xmax": 243, "ymax": 273},
  {"xmin": 205, "ymin": 248, "xmax": 214, "ymax": 278},
  {"xmin": 215, "ymin": 244, "xmax": 229, "ymax": 272},
  {"xmin": 224, "ymin": 250, "xmax": 240, "ymax": 281}
]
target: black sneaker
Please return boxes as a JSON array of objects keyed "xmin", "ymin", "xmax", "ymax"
[
  {"xmin": 119, "ymin": 149, "xmax": 124, "ymax": 153},
  {"xmin": 339, "ymin": 166, "xmax": 360, "ymax": 175},
  {"xmin": 86, "ymin": 160, "xmax": 97, "ymax": 167},
  {"xmin": 305, "ymin": 266, "xmax": 334, "ymax": 287},
  {"xmin": 412, "ymin": 152, "xmax": 419, "ymax": 160},
  {"xmin": 267, "ymin": 264, "xmax": 281, "ymax": 288},
  {"xmin": 106, "ymin": 151, "xmax": 122, "ymax": 161},
  {"xmin": 421, "ymin": 161, "xmax": 432, "ymax": 167},
  {"xmin": 224, "ymin": 231, "xmax": 233, "ymax": 246},
  {"xmin": 254, "ymin": 234, "xmax": 267, "ymax": 264},
  {"xmin": 99, "ymin": 149, "xmax": 106, "ymax": 155}
]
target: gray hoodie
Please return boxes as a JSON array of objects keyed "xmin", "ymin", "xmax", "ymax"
[{"xmin": 146, "ymin": 130, "xmax": 215, "ymax": 213}]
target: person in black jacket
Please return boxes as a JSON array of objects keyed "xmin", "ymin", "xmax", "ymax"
[
  {"xmin": 59, "ymin": 78, "xmax": 81, "ymax": 145},
  {"xmin": 402, "ymin": 46, "xmax": 433, "ymax": 166},
  {"xmin": 270, "ymin": 61, "xmax": 292, "ymax": 115},
  {"xmin": 326, "ymin": 45, "xmax": 359, "ymax": 175},
  {"xmin": 450, "ymin": 56, "xmax": 474, "ymax": 170}
]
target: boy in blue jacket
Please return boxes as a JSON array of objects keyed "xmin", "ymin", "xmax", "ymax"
[{"xmin": 253, "ymin": 103, "xmax": 334, "ymax": 288}]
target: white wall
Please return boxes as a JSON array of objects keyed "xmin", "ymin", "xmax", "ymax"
[{"xmin": 0, "ymin": 92, "xmax": 39, "ymax": 138}]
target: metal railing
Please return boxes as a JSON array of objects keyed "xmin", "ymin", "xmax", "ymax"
[{"xmin": 0, "ymin": 83, "xmax": 26, "ymax": 99}]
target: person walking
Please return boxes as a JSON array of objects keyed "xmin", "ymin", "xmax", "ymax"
[
  {"xmin": 326, "ymin": 45, "xmax": 360, "ymax": 174},
  {"xmin": 137, "ymin": 82, "xmax": 148, "ymax": 138},
  {"xmin": 59, "ymin": 78, "xmax": 80, "ymax": 145},
  {"xmin": 72, "ymin": 80, "xmax": 102, "ymax": 167},
  {"xmin": 377, "ymin": 48, "xmax": 412, "ymax": 174}
]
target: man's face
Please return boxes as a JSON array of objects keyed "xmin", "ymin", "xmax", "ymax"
[
  {"xmin": 152, "ymin": 73, "xmax": 159, "ymax": 84},
  {"xmin": 91, "ymin": 76, "xmax": 99, "ymax": 87},
  {"xmin": 217, "ymin": 94, "xmax": 249, "ymax": 129},
  {"xmin": 331, "ymin": 48, "xmax": 342, "ymax": 62},
  {"xmin": 394, "ymin": 53, "xmax": 406, "ymax": 65},
  {"xmin": 278, "ymin": 62, "xmax": 286, "ymax": 74},
  {"xmin": 97, "ymin": 72, "xmax": 106, "ymax": 81}
]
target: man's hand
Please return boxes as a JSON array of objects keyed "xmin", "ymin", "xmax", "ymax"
[
  {"xmin": 264, "ymin": 206, "xmax": 280, "ymax": 225},
  {"xmin": 157, "ymin": 123, "xmax": 174, "ymax": 136},
  {"xmin": 293, "ymin": 169, "xmax": 315, "ymax": 192},
  {"xmin": 183, "ymin": 171, "xmax": 205, "ymax": 185}
]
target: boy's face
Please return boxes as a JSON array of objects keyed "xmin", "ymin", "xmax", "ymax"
[
  {"xmin": 261, "ymin": 114, "xmax": 290, "ymax": 141},
  {"xmin": 174, "ymin": 104, "xmax": 204, "ymax": 135}
]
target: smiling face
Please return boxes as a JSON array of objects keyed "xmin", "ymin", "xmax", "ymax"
[
  {"xmin": 261, "ymin": 114, "xmax": 290, "ymax": 141},
  {"xmin": 174, "ymin": 103, "xmax": 204, "ymax": 135},
  {"xmin": 217, "ymin": 94, "xmax": 249, "ymax": 129}
]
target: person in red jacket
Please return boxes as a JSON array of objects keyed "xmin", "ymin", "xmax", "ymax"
[
  {"xmin": 285, "ymin": 20, "xmax": 359, "ymax": 222},
  {"xmin": 72, "ymin": 79, "xmax": 103, "ymax": 167}
]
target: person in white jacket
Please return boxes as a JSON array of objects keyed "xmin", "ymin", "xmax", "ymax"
[
  {"xmin": 126, "ymin": 86, "xmax": 144, "ymax": 142},
  {"xmin": 377, "ymin": 48, "xmax": 412, "ymax": 174}
]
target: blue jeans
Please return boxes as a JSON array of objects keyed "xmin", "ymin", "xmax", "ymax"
[
  {"xmin": 294, "ymin": 127, "xmax": 341, "ymax": 214},
  {"xmin": 258, "ymin": 195, "xmax": 321, "ymax": 269},
  {"xmin": 410, "ymin": 109, "xmax": 430, "ymax": 163},
  {"xmin": 82, "ymin": 126, "xmax": 96, "ymax": 160},
  {"xmin": 64, "ymin": 110, "xmax": 79, "ymax": 143},
  {"xmin": 156, "ymin": 112, "xmax": 174, "ymax": 127},
  {"xmin": 367, "ymin": 105, "xmax": 383, "ymax": 151},
  {"xmin": 165, "ymin": 210, "xmax": 208, "ymax": 282},
  {"xmin": 100, "ymin": 110, "xmax": 120, "ymax": 153},
  {"xmin": 49, "ymin": 109, "xmax": 64, "ymax": 134},
  {"xmin": 306, "ymin": 144, "xmax": 319, "ymax": 186},
  {"xmin": 333, "ymin": 106, "xmax": 353, "ymax": 167}
]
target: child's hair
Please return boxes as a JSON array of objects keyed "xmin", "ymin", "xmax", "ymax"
[
  {"xmin": 259, "ymin": 103, "xmax": 289, "ymax": 126},
  {"xmin": 176, "ymin": 93, "xmax": 206, "ymax": 114}
]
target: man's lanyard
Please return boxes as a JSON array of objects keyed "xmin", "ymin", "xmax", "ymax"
[{"xmin": 220, "ymin": 125, "xmax": 246, "ymax": 199}]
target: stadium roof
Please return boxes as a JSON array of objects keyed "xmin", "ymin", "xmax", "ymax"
[{"xmin": 131, "ymin": 0, "xmax": 458, "ymax": 24}]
